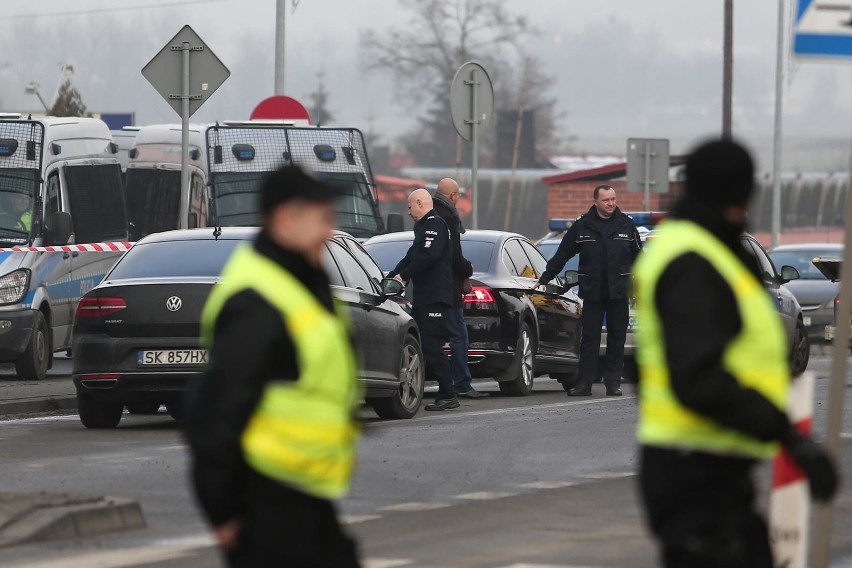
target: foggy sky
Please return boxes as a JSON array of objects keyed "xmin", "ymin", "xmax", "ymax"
[{"xmin": 1, "ymin": 0, "xmax": 851, "ymax": 170}]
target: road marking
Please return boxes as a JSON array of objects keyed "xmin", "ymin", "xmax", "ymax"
[
  {"xmin": 454, "ymin": 491, "xmax": 518, "ymax": 500},
  {"xmin": 380, "ymin": 501, "xmax": 452, "ymax": 512},
  {"xmin": 578, "ymin": 471, "xmax": 635, "ymax": 479},
  {"xmin": 363, "ymin": 560, "xmax": 414, "ymax": 568},
  {"xmin": 368, "ymin": 395, "xmax": 637, "ymax": 427},
  {"xmin": 340, "ymin": 514, "xmax": 382, "ymax": 524},
  {"xmin": 518, "ymin": 481, "xmax": 579, "ymax": 489}
]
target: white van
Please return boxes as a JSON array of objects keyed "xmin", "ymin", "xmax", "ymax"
[
  {"xmin": 123, "ymin": 123, "xmax": 211, "ymax": 240},
  {"xmin": 123, "ymin": 121, "xmax": 402, "ymax": 240},
  {"xmin": 0, "ymin": 114, "xmax": 127, "ymax": 379}
]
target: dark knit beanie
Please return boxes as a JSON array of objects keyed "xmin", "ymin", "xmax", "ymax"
[{"xmin": 685, "ymin": 138, "xmax": 755, "ymax": 207}]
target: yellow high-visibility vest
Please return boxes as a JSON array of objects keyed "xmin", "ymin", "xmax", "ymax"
[
  {"xmin": 634, "ymin": 220, "xmax": 789, "ymax": 459},
  {"xmin": 201, "ymin": 245, "xmax": 361, "ymax": 499}
]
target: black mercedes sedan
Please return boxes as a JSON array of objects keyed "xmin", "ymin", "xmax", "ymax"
[
  {"xmin": 364, "ymin": 230, "xmax": 582, "ymax": 395},
  {"xmin": 72, "ymin": 227, "xmax": 425, "ymax": 428}
]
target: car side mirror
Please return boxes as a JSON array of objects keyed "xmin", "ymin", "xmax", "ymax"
[
  {"xmin": 780, "ymin": 265, "xmax": 800, "ymax": 283},
  {"xmin": 44, "ymin": 211, "xmax": 72, "ymax": 245},
  {"xmin": 380, "ymin": 277, "xmax": 405, "ymax": 297}
]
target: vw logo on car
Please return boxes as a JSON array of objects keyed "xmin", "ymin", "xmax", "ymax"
[{"xmin": 166, "ymin": 296, "xmax": 182, "ymax": 312}]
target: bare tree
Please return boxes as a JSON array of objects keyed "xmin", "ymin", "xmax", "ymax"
[
  {"xmin": 50, "ymin": 78, "xmax": 89, "ymax": 118},
  {"xmin": 360, "ymin": 0, "xmax": 562, "ymax": 166}
]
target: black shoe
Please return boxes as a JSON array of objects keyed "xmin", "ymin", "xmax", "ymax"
[
  {"xmin": 425, "ymin": 397, "xmax": 460, "ymax": 411},
  {"xmin": 606, "ymin": 387, "xmax": 623, "ymax": 396},
  {"xmin": 567, "ymin": 386, "xmax": 592, "ymax": 396},
  {"xmin": 458, "ymin": 388, "xmax": 490, "ymax": 399}
]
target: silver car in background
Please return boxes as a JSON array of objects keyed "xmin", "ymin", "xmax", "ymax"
[{"xmin": 769, "ymin": 243, "xmax": 842, "ymax": 343}]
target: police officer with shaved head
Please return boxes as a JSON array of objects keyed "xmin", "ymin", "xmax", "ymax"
[{"xmin": 389, "ymin": 188, "xmax": 458, "ymax": 411}]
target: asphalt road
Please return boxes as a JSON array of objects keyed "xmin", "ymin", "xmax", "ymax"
[{"xmin": 0, "ymin": 354, "xmax": 850, "ymax": 567}]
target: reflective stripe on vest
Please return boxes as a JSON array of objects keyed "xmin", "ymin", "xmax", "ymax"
[
  {"xmin": 201, "ymin": 245, "xmax": 361, "ymax": 499},
  {"xmin": 634, "ymin": 220, "xmax": 789, "ymax": 459}
]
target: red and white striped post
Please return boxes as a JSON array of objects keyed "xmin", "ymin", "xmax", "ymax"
[{"xmin": 769, "ymin": 371, "xmax": 815, "ymax": 568}]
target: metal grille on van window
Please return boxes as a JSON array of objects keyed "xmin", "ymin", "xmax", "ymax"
[
  {"xmin": 204, "ymin": 125, "xmax": 378, "ymax": 231},
  {"xmin": 0, "ymin": 120, "xmax": 44, "ymax": 183}
]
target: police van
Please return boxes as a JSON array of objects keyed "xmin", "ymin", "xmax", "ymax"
[
  {"xmin": 124, "ymin": 121, "xmax": 403, "ymax": 240},
  {"xmin": 0, "ymin": 114, "xmax": 127, "ymax": 379},
  {"xmin": 124, "ymin": 123, "xmax": 211, "ymax": 240}
]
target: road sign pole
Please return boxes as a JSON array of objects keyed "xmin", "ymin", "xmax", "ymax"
[
  {"xmin": 468, "ymin": 68, "xmax": 479, "ymax": 231},
  {"xmin": 771, "ymin": 0, "xmax": 785, "ymax": 249},
  {"xmin": 643, "ymin": 141, "xmax": 651, "ymax": 210},
  {"xmin": 180, "ymin": 41, "xmax": 191, "ymax": 230}
]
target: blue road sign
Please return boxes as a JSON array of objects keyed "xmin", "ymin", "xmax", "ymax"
[{"xmin": 794, "ymin": 0, "xmax": 852, "ymax": 59}]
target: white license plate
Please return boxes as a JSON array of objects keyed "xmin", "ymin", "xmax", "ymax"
[
  {"xmin": 628, "ymin": 315, "xmax": 638, "ymax": 330},
  {"xmin": 138, "ymin": 349, "xmax": 209, "ymax": 366},
  {"xmin": 803, "ymin": 316, "xmax": 811, "ymax": 327}
]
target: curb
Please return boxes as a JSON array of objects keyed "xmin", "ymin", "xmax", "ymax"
[
  {"xmin": 0, "ymin": 396, "xmax": 76, "ymax": 418},
  {"xmin": 0, "ymin": 494, "xmax": 146, "ymax": 548}
]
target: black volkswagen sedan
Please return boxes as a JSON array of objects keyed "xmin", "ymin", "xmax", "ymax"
[
  {"xmin": 364, "ymin": 230, "xmax": 582, "ymax": 396},
  {"xmin": 72, "ymin": 227, "xmax": 424, "ymax": 428}
]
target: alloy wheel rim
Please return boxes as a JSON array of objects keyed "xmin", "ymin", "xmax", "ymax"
[
  {"xmin": 399, "ymin": 344, "xmax": 423, "ymax": 410},
  {"xmin": 521, "ymin": 330, "xmax": 533, "ymax": 387}
]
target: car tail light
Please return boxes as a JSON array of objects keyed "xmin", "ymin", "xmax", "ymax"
[
  {"xmin": 464, "ymin": 286, "xmax": 496, "ymax": 304},
  {"xmin": 75, "ymin": 296, "xmax": 127, "ymax": 318}
]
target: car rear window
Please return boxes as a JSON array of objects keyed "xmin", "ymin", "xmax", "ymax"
[
  {"xmin": 769, "ymin": 249, "xmax": 843, "ymax": 280},
  {"xmin": 460, "ymin": 241, "xmax": 494, "ymax": 273},
  {"xmin": 107, "ymin": 239, "xmax": 245, "ymax": 279}
]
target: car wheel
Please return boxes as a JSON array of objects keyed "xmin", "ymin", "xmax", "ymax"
[
  {"xmin": 790, "ymin": 318, "xmax": 810, "ymax": 377},
  {"xmin": 126, "ymin": 402, "xmax": 161, "ymax": 415},
  {"xmin": 77, "ymin": 395, "xmax": 123, "ymax": 429},
  {"xmin": 498, "ymin": 320, "xmax": 536, "ymax": 396},
  {"xmin": 15, "ymin": 312, "xmax": 50, "ymax": 381},
  {"xmin": 369, "ymin": 334, "xmax": 425, "ymax": 419}
]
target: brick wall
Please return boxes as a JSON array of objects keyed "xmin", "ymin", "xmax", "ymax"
[{"xmin": 547, "ymin": 180, "xmax": 684, "ymax": 219}]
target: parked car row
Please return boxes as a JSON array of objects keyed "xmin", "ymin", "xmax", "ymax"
[{"xmin": 68, "ymin": 219, "xmax": 816, "ymax": 428}]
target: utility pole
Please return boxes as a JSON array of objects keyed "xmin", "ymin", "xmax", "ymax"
[
  {"xmin": 722, "ymin": 0, "xmax": 733, "ymax": 139},
  {"xmin": 274, "ymin": 0, "xmax": 286, "ymax": 94}
]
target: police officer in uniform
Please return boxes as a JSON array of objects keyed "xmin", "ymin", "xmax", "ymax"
[
  {"xmin": 633, "ymin": 139, "xmax": 837, "ymax": 567},
  {"xmin": 389, "ymin": 188, "xmax": 458, "ymax": 411},
  {"xmin": 536, "ymin": 185, "xmax": 642, "ymax": 396},
  {"xmin": 185, "ymin": 166, "xmax": 362, "ymax": 567}
]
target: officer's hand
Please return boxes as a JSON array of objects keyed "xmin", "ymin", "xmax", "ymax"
[
  {"xmin": 532, "ymin": 282, "xmax": 546, "ymax": 292},
  {"xmin": 393, "ymin": 274, "xmax": 404, "ymax": 284},
  {"xmin": 784, "ymin": 433, "xmax": 839, "ymax": 502}
]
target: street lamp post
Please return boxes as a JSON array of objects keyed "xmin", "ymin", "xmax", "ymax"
[{"xmin": 24, "ymin": 82, "xmax": 49, "ymax": 112}]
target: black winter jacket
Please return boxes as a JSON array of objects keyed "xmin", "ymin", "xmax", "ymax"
[
  {"xmin": 432, "ymin": 194, "xmax": 473, "ymax": 308},
  {"xmin": 539, "ymin": 206, "xmax": 642, "ymax": 301},
  {"xmin": 389, "ymin": 210, "xmax": 453, "ymax": 307}
]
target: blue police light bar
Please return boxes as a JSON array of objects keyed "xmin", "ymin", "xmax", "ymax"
[
  {"xmin": 624, "ymin": 211, "xmax": 666, "ymax": 229},
  {"xmin": 0, "ymin": 139, "xmax": 18, "ymax": 157},
  {"xmin": 231, "ymin": 144, "xmax": 256, "ymax": 161},
  {"xmin": 313, "ymin": 144, "xmax": 336, "ymax": 162},
  {"xmin": 547, "ymin": 218, "xmax": 573, "ymax": 232}
]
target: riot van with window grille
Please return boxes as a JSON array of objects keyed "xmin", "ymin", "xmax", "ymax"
[
  {"xmin": 0, "ymin": 114, "xmax": 127, "ymax": 379},
  {"xmin": 206, "ymin": 122, "xmax": 403, "ymax": 239}
]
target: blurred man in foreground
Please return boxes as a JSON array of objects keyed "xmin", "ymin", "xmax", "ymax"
[
  {"xmin": 185, "ymin": 166, "xmax": 362, "ymax": 567},
  {"xmin": 633, "ymin": 138, "xmax": 837, "ymax": 567}
]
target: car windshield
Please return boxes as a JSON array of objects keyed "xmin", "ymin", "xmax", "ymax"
[
  {"xmin": 459, "ymin": 241, "xmax": 495, "ymax": 272},
  {"xmin": 107, "ymin": 239, "xmax": 245, "ymax": 279},
  {"xmin": 769, "ymin": 249, "xmax": 842, "ymax": 280},
  {"xmin": 0, "ymin": 168, "xmax": 37, "ymax": 243}
]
